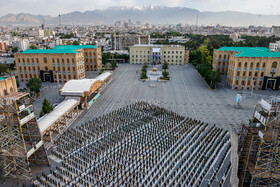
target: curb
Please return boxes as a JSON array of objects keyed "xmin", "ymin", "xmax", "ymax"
[{"xmin": 197, "ymin": 71, "xmax": 214, "ymax": 90}]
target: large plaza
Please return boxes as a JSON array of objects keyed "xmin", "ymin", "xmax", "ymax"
[{"xmin": 69, "ymin": 63, "xmax": 272, "ymax": 130}]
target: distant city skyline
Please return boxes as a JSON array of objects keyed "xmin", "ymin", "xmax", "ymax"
[{"xmin": 0, "ymin": 0, "xmax": 279, "ymax": 17}]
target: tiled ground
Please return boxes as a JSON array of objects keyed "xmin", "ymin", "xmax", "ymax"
[{"xmin": 71, "ymin": 63, "xmax": 275, "ymax": 130}]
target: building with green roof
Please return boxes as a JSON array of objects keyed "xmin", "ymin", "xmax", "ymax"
[
  {"xmin": 213, "ymin": 46, "xmax": 280, "ymax": 91},
  {"xmin": 15, "ymin": 45, "xmax": 102, "ymax": 83}
]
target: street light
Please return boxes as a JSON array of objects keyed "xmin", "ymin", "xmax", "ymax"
[{"xmin": 56, "ymin": 71, "xmax": 60, "ymax": 88}]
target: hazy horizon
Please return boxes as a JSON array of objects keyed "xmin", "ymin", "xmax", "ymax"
[{"xmin": 0, "ymin": 0, "xmax": 279, "ymax": 17}]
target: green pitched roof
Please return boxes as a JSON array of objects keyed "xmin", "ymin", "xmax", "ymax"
[
  {"xmin": 217, "ymin": 47, "xmax": 280, "ymax": 58},
  {"xmin": 235, "ymin": 51, "xmax": 280, "ymax": 57},
  {"xmin": 0, "ymin": 77, "xmax": 6, "ymax": 80},
  {"xmin": 54, "ymin": 45, "xmax": 97, "ymax": 50},
  {"xmin": 217, "ymin": 47, "xmax": 270, "ymax": 52},
  {"xmin": 21, "ymin": 49, "xmax": 78, "ymax": 54}
]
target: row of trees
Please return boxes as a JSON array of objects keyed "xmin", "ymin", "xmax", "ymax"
[
  {"xmin": 198, "ymin": 64, "xmax": 221, "ymax": 89},
  {"xmin": 141, "ymin": 63, "xmax": 148, "ymax": 79},
  {"xmin": 161, "ymin": 61, "xmax": 170, "ymax": 80},
  {"xmin": 189, "ymin": 41, "xmax": 221, "ymax": 89},
  {"xmin": 0, "ymin": 62, "xmax": 16, "ymax": 76},
  {"xmin": 102, "ymin": 52, "xmax": 129, "ymax": 65}
]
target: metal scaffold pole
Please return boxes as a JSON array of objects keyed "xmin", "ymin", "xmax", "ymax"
[{"xmin": 251, "ymin": 98, "xmax": 280, "ymax": 186}]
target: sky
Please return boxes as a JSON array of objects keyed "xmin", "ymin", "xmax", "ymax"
[{"xmin": 0, "ymin": 0, "xmax": 279, "ymax": 17}]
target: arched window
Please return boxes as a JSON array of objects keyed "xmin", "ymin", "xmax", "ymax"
[
  {"xmin": 44, "ymin": 57, "xmax": 47, "ymax": 63},
  {"xmin": 31, "ymin": 58, "xmax": 34, "ymax": 63},
  {"xmin": 27, "ymin": 58, "xmax": 29, "ymax": 63},
  {"xmin": 23, "ymin": 58, "xmax": 25, "ymax": 62},
  {"xmin": 219, "ymin": 55, "xmax": 221, "ymax": 59},
  {"xmin": 10, "ymin": 88, "xmax": 13, "ymax": 92},
  {"xmin": 250, "ymin": 62, "xmax": 253, "ymax": 67},
  {"xmin": 238, "ymin": 62, "xmax": 241, "ymax": 67},
  {"xmin": 244, "ymin": 62, "xmax": 247, "ymax": 67},
  {"xmin": 272, "ymin": 62, "xmax": 277, "ymax": 68},
  {"xmin": 18, "ymin": 58, "xmax": 20, "ymax": 62},
  {"xmin": 256, "ymin": 63, "xmax": 260, "ymax": 67},
  {"xmin": 262, "ymin": 63, "xmax": 266, "ymax": 67},
  {"xmin": 271, "ymin": 62, "xmax": 277, "ymax": 74}
]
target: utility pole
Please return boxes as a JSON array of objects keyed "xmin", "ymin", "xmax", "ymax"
[{"xmin": 195, "ymin": 13, "xmax": 199, "ymax": 31}]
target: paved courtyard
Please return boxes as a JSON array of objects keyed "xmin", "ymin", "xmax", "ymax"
[{"xmin": 70, "ymin": 63, "xmax": 277, "ymax": 130}]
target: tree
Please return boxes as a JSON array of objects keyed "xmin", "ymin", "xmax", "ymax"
[
  {"xmin": 162, "ymin": 61, "xmax": 169, "ymax": 70},
  {"xmin": 111, "ymin": 59, "xmax": 117, "ymax": 70},
  {"xmin": 40, "ymin": 110, "xmax": 45, "ymax": 117},
  {"xmin": 26, "ymin": 77, "xmax": 42, "ymax": 94},
  {"xmin": 16, "ymin": 79, "xmax": 20, "ymax": 88},
  {"xmin": 199, "ymin": 45, "xmax": 212, "ymax": 64},
  {"xmin": 42, "ymin": 98, "xmax": 53, "ymax": 113},
  {"xmin": 209, "ymin": 71, "xmax": 221, "ymax": 89},
  {"xmin": 72, "ymin": 41, "xmax": 79, "ymax": 45},
  {"xmin": 162, "ymin": 70, "xmax": 169, "ymax": 78},
  {"xmin": 0, "ymin": 63, "xmax": 8, "ymax": 75},
  {"xmin": 102, "ymin": 52, "xmax": 111, "ymax": 65},
  {"xmin": 143, "ymin": 63, "xmax": 148, "ymax": 69},
  {"xmin": 198, "ymin": 64, "xmax": 212, "ymax": 77},
  {"xmin": 40, "ymin": 98, "xmax": 53, "ymax": 117},
  {"xmin": 9, "ymin": 62, "xmax": 16, "ymax": 71},
  {"xmin": 141, "ymin": 71, "xmax": 148, "ymax": 79},
  {"xmin": 30, "ymin": 45, "xmax": 37, "ymax": 49},
  {"xmin": 12, "ymin": 47, "xmax": 18, "ymax": 53}
]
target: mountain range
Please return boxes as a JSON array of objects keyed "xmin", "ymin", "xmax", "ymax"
[{"xmin": 0, "ymin": 6, "xmax": 280, "ymax": 26}]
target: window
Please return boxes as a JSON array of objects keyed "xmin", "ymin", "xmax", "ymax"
[
  {"xmin": 18, "ymin": 62, "xmax": 21, "ymax": 66},
  {"xmin": 43, "ymin": 57, "xmax": 47, "ymax": 63},
  {"xmin": 18, "ymin": 58, "xmax": 20, "ymax": 62},
  {"xmin": 68, "ymin": 71, "xmax": 71, "ymax": 75}
]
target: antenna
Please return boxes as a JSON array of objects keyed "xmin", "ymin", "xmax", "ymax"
[
  {"xmin": 196, "ymin": 13, "xmax": 198, "ymax": 31},
  {"xmin": 59, "ymin": 12, "xmax": 61, "ymax": 26}
]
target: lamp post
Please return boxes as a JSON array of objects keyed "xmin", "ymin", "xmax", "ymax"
[{"xmin": 56, "ymin": 71, "xmax": 60, "ymax": 88}]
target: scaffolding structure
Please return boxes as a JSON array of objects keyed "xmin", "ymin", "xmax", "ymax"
[
  {"xmin": 251, "ymin": 98, "xmax": 280, "ymax": 186},
  {"xmin": 233, "ymin": 97, "xmax": 280, "ymax": 187},
  {"xmin": 0, "ymin": 92, "xmax": 49, "ymax": 184}
]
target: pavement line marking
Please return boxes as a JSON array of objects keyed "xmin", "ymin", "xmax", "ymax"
[{"xmin": 180, "ymin": 70, "xmax": 197, "ymax": 118}]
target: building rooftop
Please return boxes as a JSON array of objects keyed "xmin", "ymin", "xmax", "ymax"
[
  {"xmin": 54, "ymin": 45, "xmax": 97, "ymax": 50},
  {"xmin": 60, "ymin": 79, "xmax": 101, "ymax": 97},
  {"xmin": 217, "ymin": 47, "xmax": 270, "ymax": 52},
  {"xmin": 133, "ymin": 44, "xmax": 183, "ymax": 48},
  {"xmin": 217, "ymin": 47, "xmax": 280, "ymax": 57},
  {"xmin": 20, "ymin": 45, "xmax": 98, "ymax": 54},
  {"xmin": 38, "ymin": 98, "xmax": 79, "ymax": 134},
  {"xmin": 21, "ymin": 49, "xmax": 78, "ymax": 54},
  {"xmin": 0, "ymin": 77, "xmax": 6, "ymax": 80}
]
